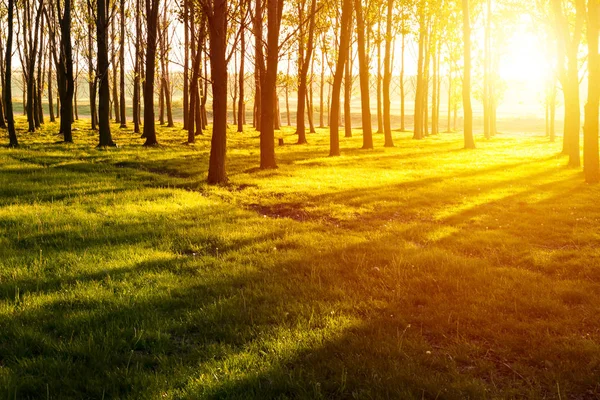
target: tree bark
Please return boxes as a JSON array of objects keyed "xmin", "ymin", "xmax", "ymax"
[
  {"xmin": 329, "ymin": 0, "xmax": 352, "ymax": 156},
  {"xmin": 97, "ymin": 0, "xmax": 116, "ymax": 146},
  {"xmin": 584, "ymin": 0, "xmax": 599, "ymax": 183},
  {"xmin": 143, "ymin": 0, "xmax": 161, "ymax": 145},
  {"xmin": 354, "ymin": 0, "xmax": 372, "ymax": 149},
  {"xmin": 462, "ymin": 0, "xmax": 475, "ymax": 149},
  {"xmin": 259, "ymin": 0, "xmax": 283, "ymax": 168},
  {"xmin": 5, "ymin": 0, "xmax": 18, "ymax": 147},
  {"xmin": 382, "ymin": 0, "xmax": 394, "ymax": 147},
  {"xmin": 207, "ymin": 0, "xmax": 229, "ymax": 184}
]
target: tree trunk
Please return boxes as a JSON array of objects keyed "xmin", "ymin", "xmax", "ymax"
[
  {"xmin": 296, "ymin": 0, "xmax": 316, "ymax": 144},
  {"xmin": 329, "ymin": 0, "xmax": 352, "ymax": 156},
  {"xmin": 414, "ymin": 9, "xmax": 425, "ymax": 139},
  {"xmin": 57, "ymin": 0, "xmax": 74, "ymax": 142},
  {"xmin": 97, "ymin": 0, "xmax": 116, "ymax": 146},
  {"xmin": 119, "ymin": 0, "xmax": 126, "ymax": 127},
  {"xmin": 5, "ymin": 0, "xmax": 18, "ymax": 147},
  {"xmin": 344, "ymin": 41, "xmax": 352, "ymax": 138},
  {"xmin": 400, "ymin": 14, "xmax": 406, "ymax": 131},
  {"xmin": 319, "ymin": 42, "xmax": 325, "ymax": 128},
  {"xmin": 259, "ymin": 0, "xmax": 282, "ymax": 169},
  {"xmin": 133, "ymin": 0, "xmax": 141, "ymax": 133},
  {"xmin": 376, "ymin": 20, "xmax": 383, "ymax": 134},
  {"xmin": 111, "ymin": 17, "xmax": 120, "ymax": 124},
  {"xmin": 182, "ymin": 0, "xmax": 189, "ymax": 130},
  {"xmin": 354, "ymin": 0, "xmax": 372, "ymax": 149},
  {"xmin": 382, "ymin": 0, "xmax": 394, "ymax": 147},
  {"xmin": 207, "ymin": 0, "xmax": 228, "ymax": 184},
  {"xmin": 584, "ymin": 0, "xmax": 599, "ymax": 183},
  {"xmin": 254, "ymin": 0, "xmax": 264, "ymax": 131},
  {"xmin": 462, "ymin": 0, "xmax": 475, "ymax": 149},
  {"xmin": 237, "ymin": 5, "xmax": 246, "ymax": 133},
  {"xmin": 143, "ymin": 0, "xmax": 160, "ymax": 146}
]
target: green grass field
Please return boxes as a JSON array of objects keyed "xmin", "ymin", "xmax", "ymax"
[{"xmin": 1, "ymin": 117, "xmax": 599, "ymax": 399}]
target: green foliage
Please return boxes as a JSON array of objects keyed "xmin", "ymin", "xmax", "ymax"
[{"xmin": 1, "ymin": 117, "xmax": 600, "ymax": 399}]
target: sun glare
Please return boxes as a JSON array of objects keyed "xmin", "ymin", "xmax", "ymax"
[{"xmin": 498, "ymin": 27, "xmax": 553, "ymax": 86}]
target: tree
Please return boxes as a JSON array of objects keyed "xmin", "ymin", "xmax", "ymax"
[
  {"xmin": 462, "ymin": 0, "xmax": 475, "ymax": 149},
  {"xmin": 5, "ymin": 0, "xmax": 18, "ymax": 147},
  {"xmin": 97, "ymin": 0, "xmax": 116, "ymax": 146},
  {"xmin": 382, "ymin": 0, "xmax": 394, "ymax": 147},
  {"xmin": 205, "ymin": 0, "xmax": 229, "ymax": 183},
  {"xmin": 329, "ymin": 0, "xmax": 352, "ymax": 156},
  {"xmin": 583, "ymin": 0, "xmax": 599, "ymax": 183},
  {"xmin": 259, "ymin": 0, "xmax": 283, "ymax": 169},
  {"xmin": 354, "ymin": 0, "xmax": 373, "ymax": 149},
  {"xmin": 142, "ymin": 0, "xmax": 161, "ymax": 146},
  {"xmin": 119, "ymin": 0, "xmax": 127, "ymax": 127},
  {"xmin": 552, "ymin": 0, "xmax": 585, "ymax": 167},
  {"xmin": 295, "ymin": 0, "xmax": 317, "ymax": 144}
]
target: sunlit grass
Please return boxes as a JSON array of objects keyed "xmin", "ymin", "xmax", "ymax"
[{"xmin": 0, "ymin": 116, "xmax": 599, "ymax": 398}]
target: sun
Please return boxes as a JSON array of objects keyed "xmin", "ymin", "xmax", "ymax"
[{"xmin": 498, "ymin": 25, "xmax": 553, "ymax": 86}]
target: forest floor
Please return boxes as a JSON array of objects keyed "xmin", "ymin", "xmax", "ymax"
[{"xmin": 1, "ymin": 117, "xmax": 599, "ymax": 399}]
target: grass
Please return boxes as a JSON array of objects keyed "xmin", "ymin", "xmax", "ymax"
[{"xmin": 0, "ymin": 116, "xmax": 599, "ymax": 399}]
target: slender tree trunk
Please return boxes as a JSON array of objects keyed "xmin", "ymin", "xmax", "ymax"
[
  {"xmin": 400, "ymin": 15, "xmax": 406, "ymax": 131},
  {"xmin": 354, "ymin": 0, "xmax": 372, "ymax": 149},
  {"xmin": 143, "ymin": 0, "xmax": 160, "ymax": 145},
  {"xmin": 431, "ymin": 40, "xmax": 438, "ymax": 135},
  {"xmin": 414, "ymin": 9, "xmax": 425, "ymax": 139},
  {"xmin": 182, "ymin": 0, "xmax": 189, "ymax": 130},
  {"xmin": 330, "ymin": 0, "xmax": 352, "ymax": 156},
  {"xmin": 254, "ymin": 0, "xmax": 264, "ymax": 131},
  {"xmin": 97, "ymin": 0, "xmax": 116, "ymax": 146},
  {"xmin": 237, "ymin": 6, "xmax": 246, "ymax": 132},
  {"xmin": 207, "ymin": 0, "xmax": 228, "ymax": 183},
  {"xmin": 5, "ymin": 0, "xmax": 18, "ymax": 147},
  {"xmin": 296, "ymin": 0, "xmax": 316, "ymax": 144},
  {"xmin": 133, "ymin": 0, "xmax": 141, "ymax": 133},
  {"xmin": 583, "ymin": 0, "xmax": 599, "ymax": 182},
  {"xmin": 344, "ymin": 41, "xmax": 352, "ymax": 138},
  {"xmin": 382, "ymin": 0, "xmax": 394, "ymax": 147},
  {"xmin": 119, "ymin": 0, "xmax": 126, "ymax": 127},
  {"xmin": 462, "ymin": 0, "xmax": 475, "ymax": 149},
  {"xmin": 259, "ymin": 0, "xmax": 283, "ymax": 168},
  {"xmin": 376, "ymin": 20, "xmax": 383, "ymax": 134},
  {"xmin": 319, "ymin": 43, "xmax": 325, "ymax": 128}
]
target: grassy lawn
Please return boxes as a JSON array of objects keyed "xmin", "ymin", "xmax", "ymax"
[{"xmin": 0, "ymin": 117, "xmax": 599, "ymax": 399}]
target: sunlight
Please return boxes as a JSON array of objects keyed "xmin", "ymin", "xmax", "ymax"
[{"xmin": 498, "ymin": 26, "xmax": 552, "ymax": 86}]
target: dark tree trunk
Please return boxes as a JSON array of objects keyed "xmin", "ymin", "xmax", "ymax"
[
  {"xmin": 207, "ymin": 0, "xmax": 228, "ymax": 184},
  {"xmin": 354, "ymin": 0, "xmax": 372, "ymax": 149},
  {"xmin": 133, "ymin": 0, "xmax": 141, "ymax": 133},
  {"xmin": 111, "ymin": 18, "xmax": 120, "ymax": 124},
  {"xmin": 5, "ymin": 0, "xmax": 18, "ymax": 147},
  {"xmin": 237, "ymin": 8, "xmax": 245, "ymax": 133},
  {"xmin": 97, "ymin": 0, "xmax": 116, "ymax": 146},
  {"xmin": 259, "ymin": 0, "xmax": 283, "ymax": 168},
  {"xmin": 55, "ymin": 0, "xmax": 74, "ymax": 142},
  {"xmin": 329, "ymin": 0, "xmax": 352, "ymax": 156},
  {"xmin": 119, "ymin": 0, "xmax": 126, "ymax": 127},
  {"xmin": 143, "ymin": 0, "xmax": 161, "ymax": 146},
  {"xmin": 182, "ymin": 0, "xmax": 189, "ymax": 130},
  {"xmin": 296, "ymin": 0, "xmax": 316, "ymax": 144},
  {"xmin": 254, "ymin": 0, "xmax": 264, "ymax": 131}
]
